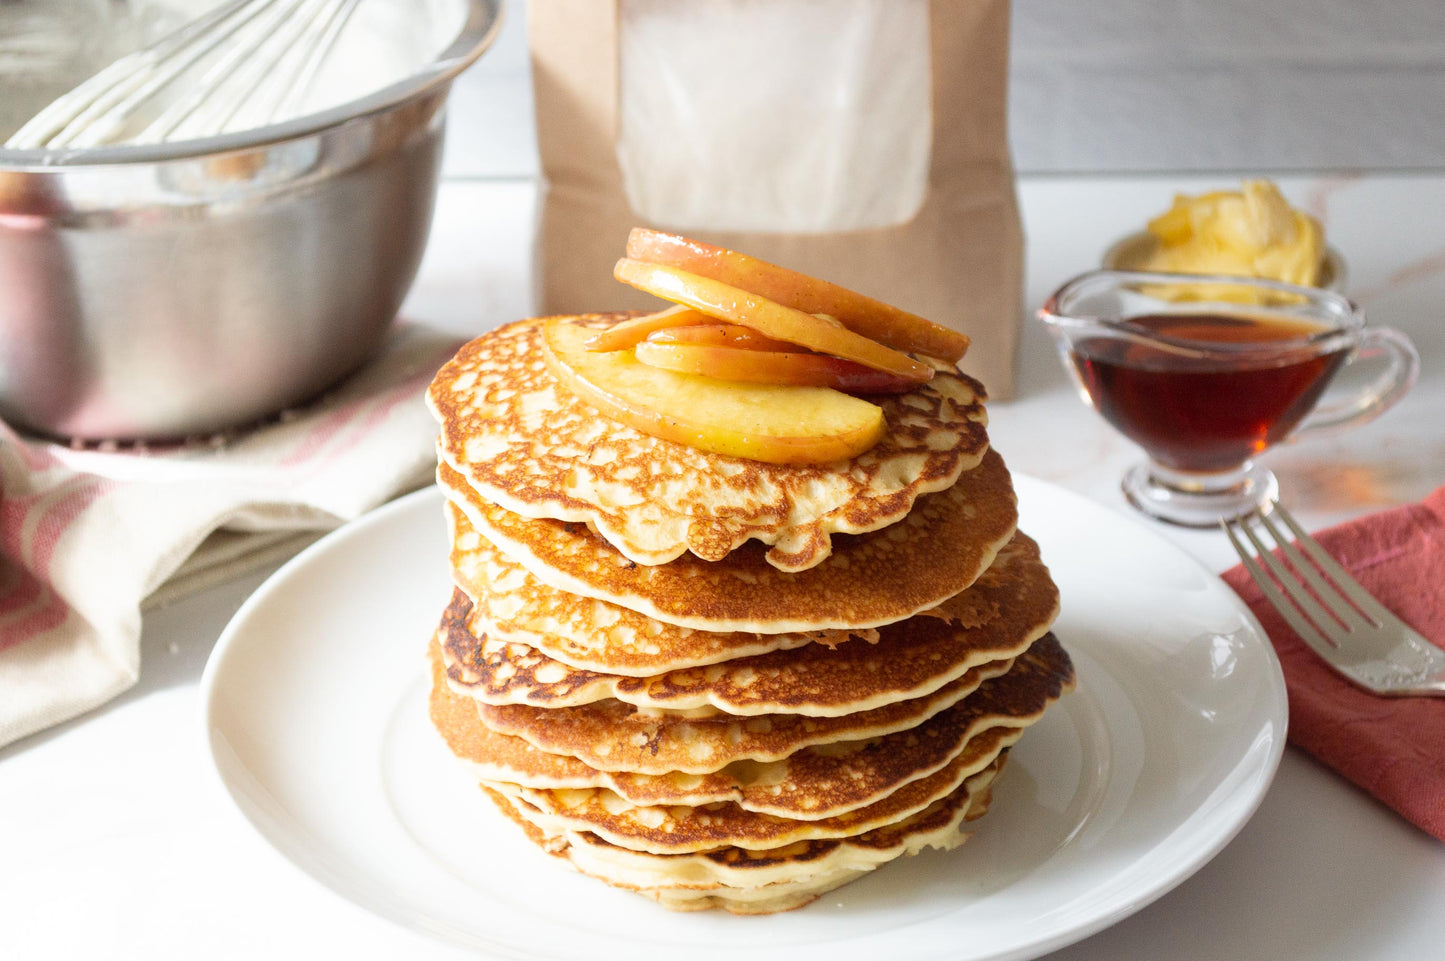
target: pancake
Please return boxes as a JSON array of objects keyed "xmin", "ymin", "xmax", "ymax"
[
  {"xmin": 442, "ymin": 446, "xmax": 1019, "ymax": 634},
  {"xmin": 442, "ymin": 533, "xmax": 1058, "ymax": 715},
  {"xmin": 431, "ymin": 640, "xmax": 1030, "ymax": 819},
  {"xmin": 427, "ymin": 314, "xmax": 990, "ymax": 572},
  {"xmin": 481, "ymin": 762, "xmax": 1001, "ymax": 915},
  {"xmin": 470, "ymin": 634, "xmax": 1073, "ymax": 775},
  {"xmin": 482, "ymin": 720, "xmax": 1010, "ymax": 854},
  {"xmin": 485, "ymin": 737, "xmax": 982, "ymax": 849},
  {"xmin": 465, "ymin": 707, "xmax": 1019, "ymax": 822},
  {"xmin": 447, "ymin": 507, "xmax": 859, "ymax": 676}
]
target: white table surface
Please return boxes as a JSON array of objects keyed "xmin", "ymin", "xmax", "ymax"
[{"xmin": 4, "ymin": 171, "xmax": 1444, "ymax": 959}]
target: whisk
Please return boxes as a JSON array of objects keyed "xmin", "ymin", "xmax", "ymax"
[{"xmin": 7, "ymin": 0, "xmax": 362, "ymax": 150}]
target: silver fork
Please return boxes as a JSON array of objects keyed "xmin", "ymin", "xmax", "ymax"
[{"xmin": 1223, "ymin": 502, "xmax": 1445, "ymax": 697}]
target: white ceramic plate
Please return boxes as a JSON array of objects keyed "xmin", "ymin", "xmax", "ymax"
[{"xmin": 200, "ymin": 477, "xmax": 1287, "ymax": 961}]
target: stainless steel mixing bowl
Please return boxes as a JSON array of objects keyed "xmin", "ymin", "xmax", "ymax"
[{"xmin": 0, "ymin": 0, "xmax": 501, "ymax": 440}]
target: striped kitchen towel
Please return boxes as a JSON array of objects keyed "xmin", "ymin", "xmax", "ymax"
[{"xmin": 0, "ymin": 322, "xmax": 462, "ymax": 748}]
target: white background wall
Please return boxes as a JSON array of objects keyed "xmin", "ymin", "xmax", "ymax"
[
  {"xmin": 1009, "ymin": 0, "xmax": 1445, "ymax": 173},
  {"xmin": 442, "ymin": 0, "xmax": 1445, "ymax": 179}
]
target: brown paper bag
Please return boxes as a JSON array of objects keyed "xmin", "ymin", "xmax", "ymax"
[{"xmin": 529, "ymin": 0, "xmax": 1023, "ymax": 397}]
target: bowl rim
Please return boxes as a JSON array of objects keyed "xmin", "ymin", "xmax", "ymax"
[{"xmin": 0, "ymin": 0, "xmax": 503, "ymax": 168}]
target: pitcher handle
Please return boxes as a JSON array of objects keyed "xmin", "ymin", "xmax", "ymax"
[{"xmin": 1295, "ymin": 326, "xmax": 1420, "ymax": 438}]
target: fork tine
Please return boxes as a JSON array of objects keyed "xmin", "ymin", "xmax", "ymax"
[
  {"xmin": 1254, "ymin": 508, "xmax": 1374, "ymax": 634},
  {"xmin": 1268, "ymin": 503, "xmax": 1392, "ymax": 628},
  {"xmin": 1235, "ymin": 515, "xmax": 1346, "ymax": 639},
  {"xmin": 1224, "ymin": 515, "xmax": 1340, "ymax": 657}
]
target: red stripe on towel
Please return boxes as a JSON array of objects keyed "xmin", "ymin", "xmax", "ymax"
[
  {"xmin": 0, "ymin": 578, "xmax": 69, "ymax": 653},
  {"xmin": 0, "ymin": 422, "xmax": 64, "ymax": 472},
  {"xmin": 28, "ymin": 477, "xmax": 118, "ymax": 578},
  {"xmin": 0, "ymin": 568, "xmax": 44, "ymax": 617},
  {"xmin": 306, "ymin": 367, "xmax": 436, "ymax": 470}
]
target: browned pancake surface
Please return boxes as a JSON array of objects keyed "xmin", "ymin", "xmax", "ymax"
[
  {"xmin": 447, "ymin": 507, "xmax": 858, "ymax": 675},
  {"xmin": 480, "ymin": 763, "xmax": 1000, "ymax": 914},
  {"xmin": 430, "ymin": 638, "xmax": 1039, "ymax": 819},
  {"xmin": 485, "ymin": 727, "xmax": 1013, "ymax": 854},
  {"xmin": 428, "ymin": 315, "xmax": 990, "ymax": 571},
  {"xmin": 443, "ymin": 533, "xmax": 1057, "ymax": 715},
  {"xmin": 469, "ymin": 634, "xmax": 1073, "ymax": 775},
  {"xmin": 444, "ymin": 447, "xmax": 1019, "ymax": 634}
]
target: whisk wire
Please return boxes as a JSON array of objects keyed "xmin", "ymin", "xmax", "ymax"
[
  {"xmin": 141, "ymin": 0, "xmax": 314, "ymax": 143},
  {"xmin": 272, "ymin": 0, "xmax": 364, "ymax": 124},
  {"xmin": 13, "ymin": 0, "xmax": 264, "ymax": 148},
  {"xmin": 6, "ymin": 0, "xmax": 360, "ymax": 150}
]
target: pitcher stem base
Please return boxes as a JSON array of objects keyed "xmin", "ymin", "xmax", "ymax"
[{"xmin": 1122, "ymin": 461, "xmax": 1279, "ymax": 528}]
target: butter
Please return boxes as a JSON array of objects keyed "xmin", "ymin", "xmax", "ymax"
[{"xmin": 1138, "ymin": 180, "xmax": 1325, "ymax": 298}]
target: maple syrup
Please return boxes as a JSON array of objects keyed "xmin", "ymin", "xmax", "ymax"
[{"xmin": 1067, "ymin": 312, "xmax": 1349, "ymax": 472}]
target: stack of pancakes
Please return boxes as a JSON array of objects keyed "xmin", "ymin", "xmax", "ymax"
[{"xmin": 424, "ymin": 314, "xmax": 1074, "ymax": 914}]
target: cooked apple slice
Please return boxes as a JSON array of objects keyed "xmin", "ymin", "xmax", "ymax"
[
  {"xmin": 543, "ymin": 319, "xmax": 886, "ymax": 465},
  {"xmin": 645, "ymin": 323, "xmax": 806, "ymax": 353},
  {"xmin": 626, "ymin": 228, "xmax": 970, "ymax": 363},
  {"xmin": 585, "ymin": 305, "xmax": 714, "ymax": 352},
  {"xmin": 634, "ymin": 341, "xmax": 917, "ymax": 394},
  {"xmin": 613, "ymin": 258, "xmax": 933, "ymax": 384},
  {"xmin": 590, "ymin": 314, "xmax": 827, "ymax": 354}
]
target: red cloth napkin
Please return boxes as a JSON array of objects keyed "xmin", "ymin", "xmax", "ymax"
[{"xmin": 1221, "ymin": 486, "xmax": 1445, "ymax": 840}]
